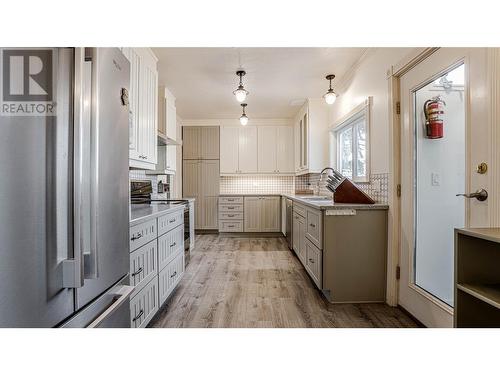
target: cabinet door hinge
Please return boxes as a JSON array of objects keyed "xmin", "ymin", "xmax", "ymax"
[
  {"xmin": 396, "ymin": 265, "xmax": 401, "ymax": 280},
  {"xmin": 396, "ymin": 101, "xmax": 401, "ymax": 115},
  {"xmin": 396, "ymin": 184, "xmax": 401, "ymax": 197}
]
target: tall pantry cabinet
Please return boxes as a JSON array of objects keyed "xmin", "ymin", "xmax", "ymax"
[{"xmin": 182, "ymin": 127, "xmax": 220, "ymax": 230}]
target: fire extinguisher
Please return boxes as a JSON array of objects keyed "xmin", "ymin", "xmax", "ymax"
[{"xmin": 423, "ymin": 96, "xmax": 446, "ymax": 139}]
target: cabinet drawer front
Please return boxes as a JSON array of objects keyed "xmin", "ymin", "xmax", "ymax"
[
  {"xmin": 158, "ymin": 252, "xmax": 185, "ymax": 306},
  {"xmin": 130, "ymin": 219, "xmax": 157, "ymax": 252},
  {"xmin": 130, "ymin": 240, "xmax": 158, "ymax": 294},
  {"xmin": 130, "ymin": 276, "xmax": 159, "ymax": 328},
  {"xmin": 219, "ymin": 220, "xmax": 243, "ymax": 232},
  {"xmin": 305, "ymin": 239, "xmax": 322, "ymax": 289},
  {"xmin": 293, "ymin": 203, "xmax": 306, "ymax": 218},
  {"xmin": 158, "ymin": 225, "xmax": 184, "ymax": 271},
  {"xmin": 219, "ymin": 212, "xmax": 244, "ymax": 220},
  {"xmin": 219, "ymin": 196, "xmax": 243, "ymax": 204},
  {"xmin": 158, "ymin": 209, "xmax": 184, "ymax": 236},
  {"xmin": 305, "ymin": 208, "xmax": 322, "ymax": 248},
  {"xmin": 219, "ymin": 204, "xmax": 243, "ymax": 213}
]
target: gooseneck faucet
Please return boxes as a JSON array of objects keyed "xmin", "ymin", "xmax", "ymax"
[{"xmin": 317, "ymin": 167, "xmax": 336, "ymax": 195}]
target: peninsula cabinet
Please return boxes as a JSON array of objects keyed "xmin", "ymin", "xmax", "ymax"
[
  {"xmin": 220, "ymin": 126, "xmax": 258, "ymax": 174},
  {"xmin": 122, "ymin": 47, "xmax": 158, "ymax": 170},
  {"xmin": 294, "ymin": 99, "xmax": 329, "ymax": 175},
  {"xmin": 257, "ymin": 126, "xmax": 294, "ymax": 174},
  {"xmin": 243, "ymin": 196, "xmax": 280, "ymax": 232}
]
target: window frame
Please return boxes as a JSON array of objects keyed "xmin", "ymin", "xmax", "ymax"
[{"xmin": 329, "ymin": 97, "xmax": 371, "ymax": 183}]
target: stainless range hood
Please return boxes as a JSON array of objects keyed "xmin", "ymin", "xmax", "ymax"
[{"xmin": 158, "ymin": 133, "xmax": 181, "ymax": 146}]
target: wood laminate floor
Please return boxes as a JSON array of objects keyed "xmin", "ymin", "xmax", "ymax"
[{"xmin": 150, "ymin": 234, "xmax": 419, "ymax": 328}]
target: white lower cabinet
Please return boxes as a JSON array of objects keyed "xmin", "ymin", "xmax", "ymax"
[
  {"xmin": 130, "ymin": 276, "xmax": 159, "ymax": 328},
  {"xmin": 129, "ymin": 209, "xmax": 185, "ymax": 327},
  {"xmin": 130, "ymin": 240, "xmax": 158, "ymax": 295},
  {"xmin": 158, "ymin": 252, "xmax": 185, "ymax": 306},
  {"xmin": 158, "ymin": 225, "xmax": 184, "ymax": 271}
]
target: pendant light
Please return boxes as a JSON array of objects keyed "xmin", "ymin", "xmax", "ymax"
[
  {"xmin": 323, "ymin": 74, "xmax": 337, "ymax": 105},
  {"xmin": 233, "ymin": 70, "xmax": 249, "ymax": 102},
  {"xmin": 239, "ymin": 103, "xmax": 249, "ymax": 126}
]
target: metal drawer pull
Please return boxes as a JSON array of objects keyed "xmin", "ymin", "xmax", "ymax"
[
  {"xmin": 309, "ymin": 258, "xmax": 315, "ymax": 263},
  {"xmin": 170, "ymin": 242, "xmax": 177, "ymax": 247},
  {"xmin": 228, "ymin": 214, "xmax": 235, "ymax": 217},
  {"xmin": 169, "ymin": 219, "xmax": 176, "ymax": 223},
  {"xmin": 170, "ymin": 271, "xmax": 177, "ymax": 278},
  {"xmin": 131, "ymin": 233, "xmax": 143, "ymax": 241},
  {"xmin": 131, "ymin": 267, "xmax": 143, "ymax": 277},
  {"xmin": 132, "ymin": 309, "xmax": 144, "ymax": 322},
  {"xmin": 228, "ymin": 207, "xmax": 234, "ymax": 209},
  {"xmin": 228, "ymin": 225, "xmax": 235, "ymax": 228},
  {"xmin": 227, "ymin": 199, "xmax": 234, "ymax": 201}
]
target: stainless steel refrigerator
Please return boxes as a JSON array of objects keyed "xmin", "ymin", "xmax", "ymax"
[{"xmin": 0, "ymin": 47, "xmax": 133, "ymax": 327}]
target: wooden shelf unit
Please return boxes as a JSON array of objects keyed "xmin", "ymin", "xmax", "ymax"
[{"xmin": 454, "ymin": 228, "xmax": 500, "ymax": 327}]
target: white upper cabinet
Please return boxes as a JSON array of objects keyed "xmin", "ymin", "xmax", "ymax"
[
  {"xmin": 238, "ymin": 126, "xmax": 258, "ymax": 173},
  {"xmin": 220, "ymin": 126, "xmax": 239, "ymax": 173},
  {"xmin": 123, "ymin": 48, "xmax": 158, "ymax": 170},
  {"xmin": 221, "ymin": 125, "xmax": 293, "ymax": 175},
  {"xmin": 258, "ymin": 126, "xmax": 294, "ymax": 174},
  {"xmin": 294, "ymin": 99, "xmax": 329, "ymax": 175},
  {"xmin": 258, "ymin": 127, "xmax": 277, "ymax": 173},
  {"xmin": 220, "ymin": 126, "xmax": 257, "ymax": 174}
]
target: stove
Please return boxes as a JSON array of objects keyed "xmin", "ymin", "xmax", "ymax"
[{"xmin": 131, "ymin": 180, "xmax": 191, "ymax": 264}]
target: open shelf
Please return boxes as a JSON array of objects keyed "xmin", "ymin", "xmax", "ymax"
[{"xmin": 457, "ymin": 283, "xmax": 500, "ymax": 310}]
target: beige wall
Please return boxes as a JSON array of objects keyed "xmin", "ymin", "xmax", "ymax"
[{"xmin": 328, "ymin": 48, "xmax": 413, "ymax": 174}]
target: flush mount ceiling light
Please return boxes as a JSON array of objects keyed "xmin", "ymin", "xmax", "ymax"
[
  {"xmin": 239, "ymin": 103, "xmax": 249, "ymax": 126},
  {"xmin": 323, "ymin": 74, "xmax": 337, "ymax": 105},
  {"xmin": 233, "ymin": 70, "xmax": 249, "ymax": 102}
]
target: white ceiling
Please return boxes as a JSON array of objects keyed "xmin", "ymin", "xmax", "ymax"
[{"xmin": 152, "ymin": 48, "xmax": 367, "ymax": 119}]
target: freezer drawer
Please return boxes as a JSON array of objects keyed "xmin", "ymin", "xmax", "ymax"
[
  {"xmin": 130, "ymin": 218, "xmax": 157, "ymax": 252},
  {"xmin": 130, "ymin": 276, "xmax": 159, "ymax": 328},
  {"xmin": 158, "ymin": 225, "xmax": 184, "ymax": 271},
  {"xmin": 130, "ymin": 240, "xmax": 158, "ymax": 297},
  {"xmin": 158, "ymin": 252, "xmax": 185, "ymax": 306},
  {"xmin": 60, "ymin": 275, "xmax": 134, "ymax": 328}
]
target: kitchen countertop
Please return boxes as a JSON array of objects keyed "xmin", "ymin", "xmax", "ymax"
[
  {"xmin": 130, "ymin": 202, "xmax": 186, "ymax": 226},
  {"xmin": 219, "ymin": 193, "xmax": 388, "ymax": 210}
]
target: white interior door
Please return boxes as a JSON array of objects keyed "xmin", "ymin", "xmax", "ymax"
[{"xmin": 399, "ymin": 48, "xmax": 490, "ymax": 327}]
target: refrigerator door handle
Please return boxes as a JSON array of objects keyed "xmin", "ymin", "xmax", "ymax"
[
  {"xmin": 86, "ymin": 285, "xmax": 134, "ymax": 328},
  {"xmin": 63, "ymin": 47, "xmax": 87, "ymax": 288}
]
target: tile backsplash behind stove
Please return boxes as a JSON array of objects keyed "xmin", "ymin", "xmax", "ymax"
[{"xmin": 129, "ymin": 170, "xmax": 171, "ymax": 199}]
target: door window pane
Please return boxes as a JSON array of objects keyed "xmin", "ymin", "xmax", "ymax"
[{"xmin": 413, "ymin": 64, "xmax": 465, "ymax": 307}]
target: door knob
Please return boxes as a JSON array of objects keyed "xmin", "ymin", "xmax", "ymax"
[{"xmin": 456, "ymin": 189, "xmax": 488, "ymax": 202}]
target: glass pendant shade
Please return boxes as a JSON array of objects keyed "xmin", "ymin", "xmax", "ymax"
[
  {"xmin": 233, "ymin": 86, "xmax": 248, "ymax": 102},
  {"xmin": 240, "ymin": 114, "xmax": 249, "ymax": 126},
  {"xmin": 323, "ymin": 90, "xmax": 337, "ymax": 104}
]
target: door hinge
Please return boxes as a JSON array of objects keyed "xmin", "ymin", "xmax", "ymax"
[
  {"xmin": 396, "ymin": 101, "xmax": 401, "ymax": 115},
  {"xmin": 396, "ymin": 184, "xmax": 401, "ymax": 197},
  {"xmin": 396, "ymin": 265, "xmax": 401, "ymax": 280}
]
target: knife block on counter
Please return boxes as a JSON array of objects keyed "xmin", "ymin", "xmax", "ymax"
[{"xmin": 327, "ymin": 170, "xmax": 375, "ymax": 204}]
